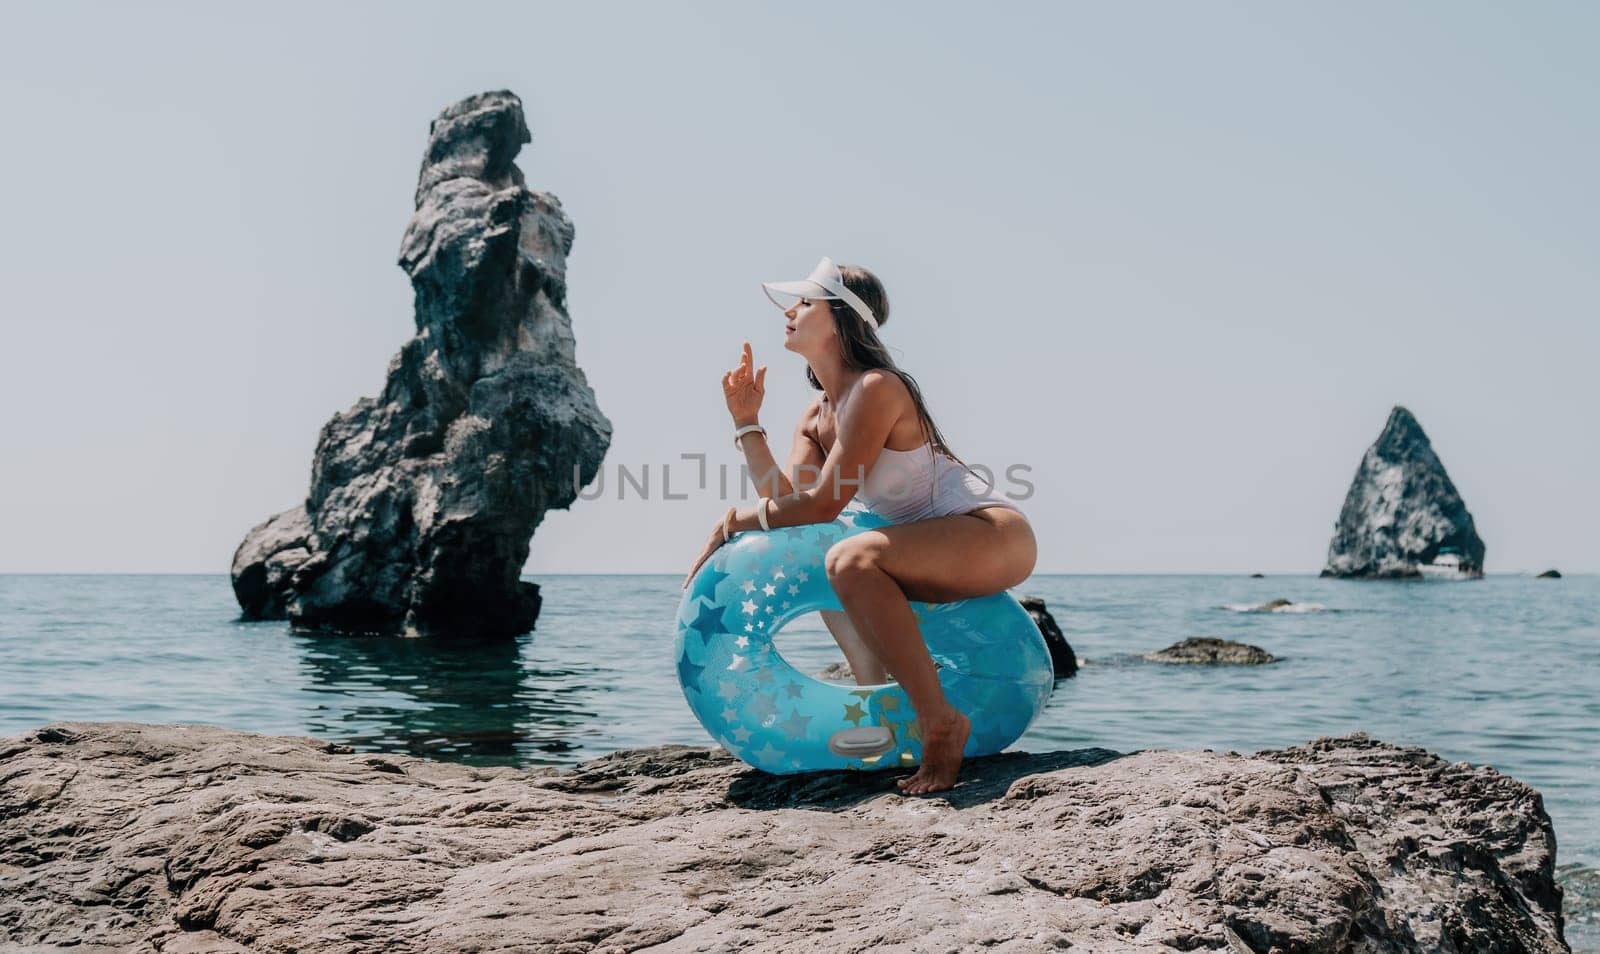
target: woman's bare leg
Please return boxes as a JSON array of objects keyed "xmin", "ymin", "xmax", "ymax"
[
  {"xmin": 825, "ymin": 509, "xmax": 1036, "ymax": 795},
  {"xmin": 819, "ymin": 609, "xmax": 889, "ymax": 685}
]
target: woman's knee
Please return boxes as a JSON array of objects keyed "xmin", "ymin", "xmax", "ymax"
[{"xmin": 824, "ymin": 537, "xmax": 881, "ymax": 587}]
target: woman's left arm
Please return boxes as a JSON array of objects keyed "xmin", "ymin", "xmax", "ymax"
[
  {"xmin": 734, "ymin": 371, "xmax": 901, "ymax": 530},
  {"xmin": 683, "ymin": 372, "xmax": 902, "ymax": 588}
]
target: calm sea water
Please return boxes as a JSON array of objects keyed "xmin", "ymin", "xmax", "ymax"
[{"xmin": 2, "ymin": 573, "xmax": 1595, "ymax": 936}]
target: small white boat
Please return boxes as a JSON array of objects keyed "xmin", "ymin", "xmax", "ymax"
[{"xmin": 1417, "ymin": 547, "xmax": 1476, "ymax": 581}]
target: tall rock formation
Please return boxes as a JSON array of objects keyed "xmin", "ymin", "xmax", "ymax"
[
  {"xmin": 1322, "ymin": 406, "xmax": 1484, "ymax": 579},
  {"xmin": 231, "ymin": 90, "xmax": 611, "ymax": 637}
]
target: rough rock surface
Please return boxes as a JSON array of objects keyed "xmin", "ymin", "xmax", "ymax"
[
  {"xmin": 0, "ymin": 723, "xmax": 1568, "ymax": 953},
  {"xmin": 1017, "ymin": 593, "xmax": 1079, "ymax": 677},
  {"xmin": 1144, "ymin": 637, "xmax": 1278, "ymax": 665},
  {"xmin": 231, "ymin": 90, "xmax": 610, "ymax": 637},
  {"xmin": 1323, "ymin": 406, "xmax": 1485, "ymax": 579}
]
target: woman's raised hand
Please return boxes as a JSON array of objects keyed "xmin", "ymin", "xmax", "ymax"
[{"xmin": 722, "ymin": 341, "xmax": 766, "ymax": 424}]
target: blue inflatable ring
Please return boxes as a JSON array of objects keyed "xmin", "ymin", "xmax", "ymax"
[{"xmin": 673, "ymin": 503, "xmax": 1054, "ymax": 774}]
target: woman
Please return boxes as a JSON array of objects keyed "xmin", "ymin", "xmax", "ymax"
[{"xmin": 682, "ymin": 257, "xmax": 1037, "ymax": 795}]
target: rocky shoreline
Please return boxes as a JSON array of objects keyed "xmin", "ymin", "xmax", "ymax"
[{"xmin": 0, "ymin": 723, "xmax": 1571, "ymax": 952}]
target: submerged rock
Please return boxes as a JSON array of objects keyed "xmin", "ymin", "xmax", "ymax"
[
  {"xmin": 1017, "ymin": 594, "xmax": 1079, "ymax": 677},
  {"xmin": 0, "ymin": 723, "xmax": 1568, "ymax": 952},
  {"xmin": 231, "ymin": 90, "xmax": 611, "ymax": 637},
  {"xmin": 1322, "ymin": 406, "xmax": 1485, "ymax": 579},
  {"xmin": 1144, "ymin": 637, "xmax": 1277, "ymax": 665},
  {"xmin": 1221, "ymin": 598, "xmax": 1330, "ymax": 614}
]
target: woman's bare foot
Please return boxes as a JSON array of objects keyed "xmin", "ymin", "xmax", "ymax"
[{"xmin": 896, "ymin": 709, "xmax": 971, "ymax": 795}]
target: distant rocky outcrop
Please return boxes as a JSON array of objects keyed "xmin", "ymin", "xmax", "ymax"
[
  {"xmin": 1537, "ymin": 569, "xmax": 1562, "ymax": 579},
  {"xmin": 231, "ymin": 90, "xmax": 610, "ymax": 637},
  {"xmin": 1322, "ymin": 406, "xmax": 1485, "ymax": 579},
  {"xmin": 0, "ymin": 723, "xmax": 1568, "ymax": 952},
  {"xmin": 1145, "ymin": 637, "xmax": 1277, "ymax": 665}
]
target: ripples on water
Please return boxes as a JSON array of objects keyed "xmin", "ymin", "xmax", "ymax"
[{"xmin": 1, "ymin": 574, "xmax": 1595, "ymax": 882}]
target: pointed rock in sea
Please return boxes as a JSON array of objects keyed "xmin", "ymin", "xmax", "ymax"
[{"xmin": 1322, "ymin": 406, "xmax": 1485, "ymax": 579}]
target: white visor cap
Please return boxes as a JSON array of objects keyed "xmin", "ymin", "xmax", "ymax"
[{"xmin": 761, "ymin": 256, "xmax": 878, "ymax": 330}]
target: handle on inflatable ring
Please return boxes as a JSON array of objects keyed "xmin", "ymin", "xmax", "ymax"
[{"xmin": 673, "ymin": 504, "xmax": 1055, "ymax": 774}]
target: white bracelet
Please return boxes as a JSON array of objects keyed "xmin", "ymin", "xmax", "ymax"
[
  {"xmin": 734, "ymin": 423, "xmax": 767, "ymax": 451},
  {"xmin": 756, "ymin": 497, "xmax": 772, "ymax": 532}
]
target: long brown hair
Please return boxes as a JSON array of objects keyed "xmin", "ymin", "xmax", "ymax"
[{"xmin": 806, "ymin": 264, "xmax": 983, "ymax": 510}]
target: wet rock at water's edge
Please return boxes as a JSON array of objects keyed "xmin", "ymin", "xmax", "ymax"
[
  {"xmin": 1016, "ymin": 594, "xmax": 1078, "ymax": 677},
  {"xmin": 1322, "ymin": 406, "xmax": 1485, "ymax": 579},
  {"xmin": 1144, "ymin": 637, "xmax": 1277, "ymax": 665},
  {"xmin": 231, "ymin": 90, "xmax": 611, "ymax": 638},
  {"xmin": 1249, "ymin": 572, "xmax": 1265, "ymax": 578},
  {"xmin": 0, "ymin": 723, "xmax": 1569, "ymax": 952},
  {"xmin": 1537, "ymin": 569, "xmax": 1562, "ymax": 579}
]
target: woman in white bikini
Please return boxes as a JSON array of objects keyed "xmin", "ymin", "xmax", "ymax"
[{"xmin": 682, "ymin": 257, "xmax": 1037, "ymax": 795}]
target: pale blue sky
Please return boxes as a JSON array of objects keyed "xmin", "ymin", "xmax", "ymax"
[{"xmin": 2, "ymin": 2, "xmax": 1595, "ymax": 575}]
